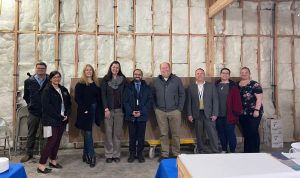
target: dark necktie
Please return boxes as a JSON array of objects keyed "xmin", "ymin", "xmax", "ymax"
[{"xmin": 136, "ymin": 83, "xmax": 140, "ymax": 94}]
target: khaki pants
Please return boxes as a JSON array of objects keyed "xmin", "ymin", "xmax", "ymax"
[
  {"xmin": 155, "ymin": 109, "xmax": 181, "ymax": 157},
  {"xmin": 104, "ymin": 109, "xmax": 124, "ymax": 158}
]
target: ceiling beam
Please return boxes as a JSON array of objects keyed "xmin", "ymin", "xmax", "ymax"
[{"xmin": 208, "ymin": 0, "xmax": 235, "ymax": 18}]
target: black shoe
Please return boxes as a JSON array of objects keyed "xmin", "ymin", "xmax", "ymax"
[
  {"xmin": 158, "ymin": 156, "xmax": 168, "ymax": 162},
  {"xmin": 113, "ymin": 157, "xmax": 120, "ymax": 163},
  {"xmin": 49, "ymin": 162, "xmax": 63, "ymax": 169},
  {"xmin": 127, "ymin": 156, "xmax": 135, "ymax": 163},
  {"xmin": 138, "ymin": 155, "xmax": 145, "ymax": 163},
  {"xmin": 90, "ymin": 156, "xmax": 96, "ymax": 168},
  {"xmin": 106, "ymin": 158, "xmax": 113, "ymax": 163},
  {"xmin": 37, "ymin": 168, "xmax": 52, "ymax": 174},
  {"xmin": 20, "ymin": 154, "xmax": 33, "ymax": 163}
]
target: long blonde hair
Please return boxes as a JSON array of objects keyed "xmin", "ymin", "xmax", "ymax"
[{"xmin": 79, "ymin": 64, "xmax": 99, "ymax": 86}]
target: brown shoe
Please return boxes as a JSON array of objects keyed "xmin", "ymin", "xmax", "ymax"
[{"xmin": 20, "ymin": 155, "xmax": 33, "ymax": 163}]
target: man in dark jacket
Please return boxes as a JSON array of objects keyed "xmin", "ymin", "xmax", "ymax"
[
  {"xmin": 21, "ymin": 62, "xmax": 49, "ymax": 163},
  {"xmin": 123, "ymin": 69, "xmax": 152, "ymax": 163},
  {"xmin": 153, "ymin": 62, "xmax": 185, "ymax": 161}
]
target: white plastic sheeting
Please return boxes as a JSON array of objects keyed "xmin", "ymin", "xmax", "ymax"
[
  {"xmin": 39, "ymin": 0, "xmax": 56, "ymax": 32},
  {"xmin": 243, "ymin": 1, "xmax": 257, "ymax": 35},
  {"xmin": 295, "ymin": 64, "xmax": 300, "ymax": 90},
  {"xmin": 98, "ymin": 35, "xmax": 114, "ymax": 77},
  {"xmin": 225, "ymin": 37, "xmax": 241, "ymax": 77},
  {"xmin": 60, "ymin": 0, "xmax": 76, "ymax": 32},
  {"xmin": 190, "ymin": 36, "xmax": 206, "ymax": 76},
  {"xmin": 190, "ymin": 8, "xmax": 206, "ymax": 34},
  {"xmin": 225, "ymin": 8, "xmax": 243, "ymax": 35},
  {"xmin": 78, "ymin": 35, "xmax": 95, "ymax": 75},
  {"xmin": 172, "ymin": 36, "xmax": 187, "ymax": 63},
  {"xmin": 260, "ymin": 37, "xmax": 273, "ymax": 62},
  {"xmin": 136, "ymin": 0, "xmax": 152, "ymax": 33},
  {"xmin": 277, "ymin": 2, "xmax": 293, "ymax": 35},
  {"xmin": 214, "ymin": 37, "xmax": 224, "ymax": 76},
  {"xmin": 153, "ymin": 36, "xmax": 170, "ymax": 76},
  {"xmin": 136, "ymin": 36, "xmax": 152, "ymax": 77},
  {"xmin": 0, "ymin": 0, "xmax": 15, "ymax": 30},
  {"xmin": 98, "ymin": 0, "xmax": 114, "ymax": 32},
  {"xmin": 0, "ymin": 34, "xmax": 14, "ymax": 62},
  {"xmin": 190, "ymin": 0, "xmax": 205, "ymax": 8},
  {"xmin": 260, "ymin": 1, "xmax": 274, "ymax": 10},
  {"xmin": 117, "ymin": 0, "xmax": 133, "ymax": 33},
  {"xmin": 79, "ymin": 0, "xmax": 96, "ymax": 32},
  {"xmin": 153, "ymin": 0, "xmax": 170, "ymax": 33},
  {"xmin": 19, "ymin": 0, "xmax": 37, "ymax": 31}
]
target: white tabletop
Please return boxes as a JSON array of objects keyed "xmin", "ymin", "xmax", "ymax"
[{"xmin": 178, "ymin": 153, "xmax": 300, "ymax": 178}]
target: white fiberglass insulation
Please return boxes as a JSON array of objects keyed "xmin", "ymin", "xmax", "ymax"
[
  {"xmin": 116, "ymin": 35, "xmax": 134, "ymax": 77},
  {"xmin": 79, "ymin": 0, "xmax": 96, "ymax": 32},
  {"xmin": 278, "ymin": 90, "xmax": 294, "ymax": 141},
  {"xmin": 136, "ymin": 36, "xmax": 152, "ymax": 77},
  {"xmin": 153, "ymin": 36, "xmax": 170, "ymax": 76},
  {"xmin": 260, "ymin": 10, "xmax": 273, "ymax": 35},
  {"xmin": 172, "ymin": 64, "xmax": 188, "ymax": 77},
  {"xmin": 38, "ymin": 35, "xmax": 55, "ymax": 72},
  {"xmin": 19, "ymin": 0, "xmax": 37, "ymax": 31},
  {"xmin": 294, "ymin": 2, "xmax": 300, "ymax": 35},
  {"xmin": 295, "ymin": 64, "xmax": 300, "ymax": 91},
  {"xmin": 243, "ymin": 37, "xmax": 258, "ymax": 81},
  {"xmin": 295, "ymin": 38, "xmax": 300, "ymax": 64},
  {"xmin": 0, "ymin": 0, "xmax": 15, "ymax": 30},
  {"xmin": 117, "ymin": 0, "xmax": 133, "ymax": 33},
  {"xmin": 260, "ymin": 37, "xmax": 273, "ymax": 62},
  {"xmin": 262, "ymin": 89, "xmax": 275, "ymax": 117},
  {"xmin": 172, "ymin": 7, "xmax": 188, "ymax": 34},
  {"xmin": 172, "ymin": 36, "xmax": 187, "ymax": 63},
  {"xmin": 153, "ymin": 0, "xmax": 170, "ymax": 33},
  {"xmin": 190, "ymin": 8, "xmax": 206, "ymax": 34},
  {"xmin": 136, "ymin": 0, "xmax": 152, "ymax": 33},
  {"xmin": 225, "ymin": 8, "xmax": 242, "ymax": 35},
  {"xmin": 225, "ymin": 37, "xmax": 241, "ymax": 77},
  {"xmin": 190, "ymin": 0, "xmax": 205, "ymax": 8},
  {"xmin": 214, "ymin": 12, "xmax": 223, "ymax": 35},
  {"xmin": 277, "ymin": 2, "xmax": 293, "ymax": 35},
  {"xmin": 214, "ymin": 37, "xmax": 224, "ymax": 76},
  {"xmin": 98, "ymin": 0, "xmax": 114, "ymax": 32},
  {"xmin": 78, "ymin": 35, "xmax": 95, "ymax": 76},
  {"xmin": 243, "ymin": 9, "xmax": 257, "ymax": 35},
  {"xmin": 260, "ymin": 1, "xmax": 274, "ymax": 10},
  {"xmin": 190, "ymin": 37, "xmax": 206, "ymax": 76},
  {"xmin": 60, "ymin": 0, "xmax": 76, "ymax": 32},
  {"xmin": 59, "ymin": 35, "xmax": 75, "ymax": 89},
  {"xmin": 39, "ymin": 0, "xmax": 56, "ymax": 32},
  {"xmin": 98, "ymin": 35, "xmax": 114, "ymax": 77},
  {"xmin": 0, "ymin": 34, "xmax": 14, "ymax": 62}
]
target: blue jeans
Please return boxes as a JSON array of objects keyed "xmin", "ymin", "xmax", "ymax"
[
  {"xmin": 83, "ymin": 103, "xmax": 96, "ymax": 157},
  {"xmin": 216, "ymin": 117, "xmax": 236, "ymax": 153}
]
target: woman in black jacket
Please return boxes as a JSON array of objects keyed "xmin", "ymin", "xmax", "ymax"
[
  {"xmin": 75, "ymin": 64, "xmax": 102, "ymax": 167},
  {"xmin": 37, "ymin": 71, "xmax": 71, "ymax": 174}
]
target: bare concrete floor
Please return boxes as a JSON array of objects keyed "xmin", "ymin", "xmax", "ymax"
[{"xmin": 8, "ymin": 143, "xmax": 292, "ymax": 178}]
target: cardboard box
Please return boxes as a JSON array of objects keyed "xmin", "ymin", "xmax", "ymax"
[{"xmin": 263, "ymin": 118, "xmax": 283, "ymax": 148}]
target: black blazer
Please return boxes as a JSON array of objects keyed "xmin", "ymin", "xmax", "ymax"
[
  {"xmin": 75, "ymin": 82, "xmax": 103, "ymax": 131},
  {"xmin": 41, "ymin": 83, "xmax": 71, "ymax": 127}
]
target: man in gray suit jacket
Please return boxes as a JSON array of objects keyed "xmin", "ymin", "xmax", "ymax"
[{"xmin": 187, "ymin": 68, "xmax": 219, "ymax": 153}]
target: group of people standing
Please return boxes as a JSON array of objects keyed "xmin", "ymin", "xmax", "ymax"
[{"xmin": 20, "ymin": 61, "xmax": 263, "ymax": 174}]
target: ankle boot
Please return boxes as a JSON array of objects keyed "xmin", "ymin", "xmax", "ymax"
[
  {"xmin": 90, "ymin": 156, "xmax": 96, "ymax": 168},
  {"xmin": 85, "ymin": 154, "xmax": 91, "ymax": 164}
]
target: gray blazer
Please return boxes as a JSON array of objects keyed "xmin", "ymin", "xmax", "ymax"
[{"xmin": 187, "ymin": 82, "xmax": 219, "ymax": 119}]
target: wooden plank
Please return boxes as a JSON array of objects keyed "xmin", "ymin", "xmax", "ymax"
[
  {"xmin": 206, "ymin": 0, "xmax": 215, "ymax": 76},
  {"xmin": 12, "ymin": 0, "xmax": 20, "ymax": 137},
  {"xmin": 208, "ymin": 0, "xmax": 234, "ymax": 18}
]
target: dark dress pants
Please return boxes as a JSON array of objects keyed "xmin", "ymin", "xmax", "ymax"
[{"xmin": 128, "ymin": 120, "xmax": 147, "ymax": 157}]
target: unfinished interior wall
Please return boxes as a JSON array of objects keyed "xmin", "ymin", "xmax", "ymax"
[{"xmin": 0, "ymin": 0, "xmax": 299, "ymax": 145}]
